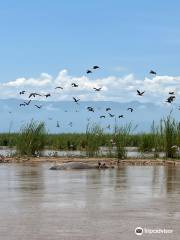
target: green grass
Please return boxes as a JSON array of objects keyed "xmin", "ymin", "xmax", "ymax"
[
  {"xmin": 0, "ymin": 115, "xmax": 180, "ymax": 159},
  {"xmin": 113, "ymin": 122, "xmax": 136, "ymax": 161},
  {"xmin": 16, "ymin": 120, "xmax": 47, "ymax": 156},
  {"xmin": 85, "ymin": 122, "xmax": 104, "ymax": 157}
]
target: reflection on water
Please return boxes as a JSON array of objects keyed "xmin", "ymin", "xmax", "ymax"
[{"xmin": 0, "ymin": 164, "xmax": 180, "ymax": 240}]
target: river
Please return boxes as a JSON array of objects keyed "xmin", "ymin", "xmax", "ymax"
[{"xmin": 0, "ymin": 163, "xmax": 179, "ymax": 239}]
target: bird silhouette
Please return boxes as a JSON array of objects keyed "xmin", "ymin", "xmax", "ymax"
[
  {"xmin": 29, "ymin": 93, "xmax": 42, "ymax": 98},
  {"xmin": 118, "ymin": 115, "xmax": 124, "ymax": 118},
  {"xmin": 137, "ymin": 90, "xmax": 145, "ymax": 96},
  {"xmin": 93, "ymin": 87, "xmax": 102, "ymax": 91},
  {"xmin": 19, "ymin": 103, "xmax": 26, "ymax": 107},
  {"xmin": 106, "ymin": 107, "xmax": 111, "ymax": 111},
  {"xmin": 24, "ymin": 100, "xmax": 31, "ymax": 105},
  {"xmin": 109, "ymin": 113, "xmax": 115, "ymax": 117},
  {"xmin": 44, "ymin": 93, "xmax": 51, "ymax": 98},
  {"xmin": 86, "ymin": 70, "xmax": 92, "ymax": 74},
  {"xmin": 100, "ymin": 115, "xmax": 105, "ymax": 118},
  {"xmin": 56, "ymin": 121, "xmax": 60, "ymax": 128},
  {"xmin": 19, "ymin": 91, "xmax": 25, "ymax": 95},
  {"xmin": 55, "ymin": 86, "xmax": 63, "ymax": 90},
  {"xmin": 71, "ymin": 83, "xmax": 78, "ymax": 87},
  {"xmin": 93, "ymin": 66, "xmax": 100, "ymax": 69},
  {"xmin": 127, "ymin": 107, "xmax": 133, "ymax": 112},
  {"xmin": 87, "ymin": 107, "xmax": 94, "ymax": 112},
  {"xmin": 149, "ymin": 70, "xmax": 157, "ymax": 75},
  {"xmin": 169, "ymin": 91, "xmax": 175, "ymax": 95},
  {"xmin": 35, "ymin": 105, "xmax": 42, "ymax": 109},
  {"xmin": 166, "ymin": 96, "xmax": 175, "ymax": 103},
  {"xmin": 73, "ymin": 97, "xmax": 80, "ymax": 103}
]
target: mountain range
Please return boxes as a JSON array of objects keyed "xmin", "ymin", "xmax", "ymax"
[{"xmin": 0, "ymin": 98, "xmax": 178, "ymax": 133}]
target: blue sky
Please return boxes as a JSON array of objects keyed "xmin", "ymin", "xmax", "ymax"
[
  {"xmin": 0, "ymin": 1, "xmax": 180, "ymax": 132},
  {"xmin": 0, "ymin": 0, "xmax": 180, "ymax": 82}
]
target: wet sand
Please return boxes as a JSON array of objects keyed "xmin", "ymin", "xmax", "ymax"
[{"xmin": 1, "ymin": 156, "xmax": 180, "ymax": 166}]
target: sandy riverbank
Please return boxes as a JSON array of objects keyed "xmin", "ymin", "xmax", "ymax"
[{"xmin": 1, "ymin": 156, "xmax": 180, "ymax": 166}]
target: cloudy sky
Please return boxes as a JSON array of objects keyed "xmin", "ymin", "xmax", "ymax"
[
  {"xmin": 1, "ymin": 69, "xmax": 180, "ymax": 104},
  {"xmin": 0, "ymin": 0, "xmax": 180, "ymax": 104}
]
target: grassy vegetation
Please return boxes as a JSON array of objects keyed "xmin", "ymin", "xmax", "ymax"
[
  {"xmin": 0, "ymin": 115, "xmax": 180, "ymax": 159},
  {"xmin": 113, "ymin": 123, "xmax": 136, "ymax": 161},
  {"xmin": 85, "ymin": 123, "xmax": 104, "ymax": 157},
  {"xmin": 16, "ymin": 120, "xmax": 47, "ymax": 156}
]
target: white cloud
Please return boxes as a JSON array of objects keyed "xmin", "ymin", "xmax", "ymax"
[
  {"xmin": 3, "ymin": 73, "xmax": 52, "ymax": 87},
  {"xmin": 0, "ymin": 69, "xmax": 180, "ymax": 103}
]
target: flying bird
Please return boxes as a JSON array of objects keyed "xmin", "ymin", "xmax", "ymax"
[
  {"xmin": 19, "ymin": 91, "xmax": 25, "ymax": 95},
  {"xmin": 86, "ymin": 70, "xmax": 92, "ymax": 74},
  {"xmin": 109, "ymin": 113, "xmax": 115, "ymax": 117},
  {"xmin": 93, "ymin": 87, "xmax": 102, "ymax": 91},
  {"xmin": 149, "ymin": 70, "xmax": 157, "ymax": 75},
  {"xmin": 93, "ymin": 66, "xmax": 100, "ymax": 69},
  {"xmin": 87, "ymin": 107, "xmax": 94, "ymax": 112},
  {"xmin": 100, "ymin": 115, "xmax": 105, "ymax": 118},
  {"xmin": 19, "ymin": 103, "xmax": 26, "ymax": 107},
  {"xmin": 44, "ymin": 93, "xmax": 51, "ymax": 98},
  {"xmin": 169, "ymin": 92, "xmax": 175, "ymax": 95},
  {"xmin": 55, "ymin": 86, "xmax": 63, "ymax": 90},
  {"xmin": 127, "ymin": 107, "xmax": 134, "ymax": 112},
  {"xmin": 73, "ymin": 97, "xmax": 80, "ymax": 103},
  {"xmin": 166, "ymin": 96, "xmax": 175, "ymax": 103},
  {"xmin": 137, "ymin": 90, "xmax": 145, "ymax": 96},
  {"xmin": 106, "ymin": 107, "xmax": 111, "ymax": 111},
  {"xmin": 118, "ymin": 115, "xmax": 124, "ymax": 118},
  {"xmin": 35, "ymin": 105, "xmax": 42, "ymax": 109},
  {"xmin": 71, "ymin": 83, "xmax": 78, "ymax": 87},
  {"xmin": 24, "ymin": 100, "xmax": 31, "ymax": 105},
  {"xmin": 29, "ymin": 93, "xmax": 42, "ymax": 98}
]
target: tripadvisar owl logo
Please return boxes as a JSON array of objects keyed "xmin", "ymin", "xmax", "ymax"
[{"xmin": 135, "ymin": 227, "xmax": 143, "ymax": 236}]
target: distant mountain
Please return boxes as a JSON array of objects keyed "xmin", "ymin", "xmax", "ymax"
[{"xmin": 0, "ymin": 98, "xmax": 178, "ymax": 133}]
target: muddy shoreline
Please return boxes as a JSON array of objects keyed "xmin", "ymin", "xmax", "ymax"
[{"xmin": 1, "ymin": 156, "xmax": 180, "ymax": 166}]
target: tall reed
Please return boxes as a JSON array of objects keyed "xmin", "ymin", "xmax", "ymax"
[
  {"xmin": 113, "ymin": 122, "xmax": 135, "ymax": 161},
  {"xmin": 85, "ymin": 123, "xmax": 104, "ymax": 157},
  {"xmin": 163, "ymin": 115, "xmax": 178, "ymax": 158},
  {"xmin": 16, "ymin": 120, "xmax": 47, "ymax": 156}
]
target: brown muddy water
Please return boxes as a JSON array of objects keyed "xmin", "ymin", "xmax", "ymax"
[{"xmin": 0, "ymin": 164, "xmax": 179, "ymax": 240}]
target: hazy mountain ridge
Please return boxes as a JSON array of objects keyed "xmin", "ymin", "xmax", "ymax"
[{"xmin": 0, "ymin": 99, "xmax": 177, "ymax": 133}]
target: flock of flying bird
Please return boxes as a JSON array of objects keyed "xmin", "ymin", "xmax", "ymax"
[{"xmin": 17, "ymin": 67, "xmax": 178, "ymax": 129}]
